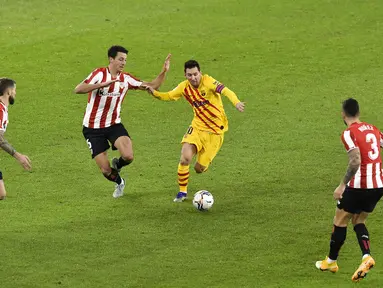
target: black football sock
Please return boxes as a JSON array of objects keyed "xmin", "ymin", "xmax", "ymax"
[
  {"xmin": 354, "ymin": 223, "xmax": 371, "ymax": 256},
  {"xmin": 117, "ymin": 157, "xmax": 133, "ymax": 169},
  {"xmin": 329, "ymin": 225, "xmax": 347, "ymax": 260},
  {"xmin": 103, "ymin": 168, "xmax": 122, "ymax": 185}
]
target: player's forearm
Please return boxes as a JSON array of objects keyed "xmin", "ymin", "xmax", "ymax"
[
  {"xmin": 152, "ymin": 90, "xmax": 173, "ymax": 101},
  {"xmin": 221, "ymin": 87, "xmax": 241, "ymax": 106},
  {"xmin": 342, "ymin": 159, "xmax": 360, "ymax": 184},
  {"xmin": 342, "ymin": 164, "xmax": 359, "ymax": 185},
  {"xmin": 0, "ymin": 133, "xmax": 16, "ymax": 156},
  {"xmin": 148, "ymin": 70, "xmax": 167, "ymax": 90},
  {"xmin": 74, "ymin": 83, "xmax": 102, "ymax": 94},
  {"xmin": 342, "ymin": 148, "xmax": 361, "ymax": 185}
]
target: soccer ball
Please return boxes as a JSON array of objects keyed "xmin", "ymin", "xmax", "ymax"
[{"xmin": 193, "ymin": 190, "xmax": 214, "ymax": 211}]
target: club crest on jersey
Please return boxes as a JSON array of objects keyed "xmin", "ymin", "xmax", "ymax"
[{"xmin": 201, "ymin": 91, "xmax": 206, "ymax": 96}]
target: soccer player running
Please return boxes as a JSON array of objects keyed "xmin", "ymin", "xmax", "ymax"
[
  {"xmin": 75, "ymin": 46, "xmax": 171, "ymax": 198},
  {"xmin": 0, "ymin": 78, "xmax": 32, "ymax": 200},
  {"xmin": 316, "ymin": 98, "xmax": 383, "ymax": 282},
  {"xmin": 145, "ymin": 60, "xmax": 245, "ymax": 202}
]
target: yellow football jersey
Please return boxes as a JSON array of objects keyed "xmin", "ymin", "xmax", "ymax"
[{"xmin": 152, "ymin": 74, "xmax": 240, "ymax": 134}]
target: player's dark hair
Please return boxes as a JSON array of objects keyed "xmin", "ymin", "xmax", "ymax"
[
  {"xmin": 0, "ymin": 78, "xmax": 16, "ymax": 96},
  {"xmin": 108, "ymin": 46, "xmax": 128, "ymax": 59},
  {"xmin": 184, "ymin": 60, "xmax": 200, "ymax": 72},
  {"xmin": 342, "ymin": 98, "xmax": 359, "ymax": 117}
]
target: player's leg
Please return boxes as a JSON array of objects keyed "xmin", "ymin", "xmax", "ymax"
[
  {"xmin": 174, "ymin": 126, "xmax": 201, "ymax": 202},
  {"xmin": 94, "ymin": 151, "xmax": 120, "ymax": 182},
  {"xmin": 350, "ymin": 188, "xmax": 383, "ymax": 282},
  {"xmin": 83, "ymin": 126, "xmax": 124, "ymax": 198},
  {"xmin": 174, "ymin": 142, "xmax": 197, "ymax": 202},
  {"xmin": 316, "ymin": 207, "xmax": 352, "ymax": 273},
  {"xmin": 195, "ymin": 133, "xmax": 224, "ymax": 173},
  {"xmin": 113, "ymin": 136, "xmax": 133, "ymax": 171},
  {"xmin": 316, "ymin": 187, "xmax": 357, "ymax": 273},
  {"xmin": 351, "ymin": 212, "xmax": 375, "ymax": 282},
  {"xmin": 352, "ymin": 212, "xmax": 371, "ymax": 259},
  {"xmin": 108, "ymin": 124, "xmax": 133, "ymax": 172},
  {"xmin": 0, "ymin": 172, "xmax": 6, "ymax": 200},
  {"xmin": 94, "ymin": 152, "xmax": 125, "ymax": 198}
]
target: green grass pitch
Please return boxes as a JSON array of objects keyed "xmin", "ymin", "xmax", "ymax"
[{"xmin": 1, "ymin": 0, "xmax": 383, "ymax": 287}]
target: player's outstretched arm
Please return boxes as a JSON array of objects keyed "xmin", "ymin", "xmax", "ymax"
[
  {"xmin": 74, "ymin": 79, "xmax": 118, "ymax": 94},
  {"xmin": 141, "ymin": 54, "xmax": 171, "ymax": 90},
  {"xmin": 143, "ymin": 84, "xmax": 183, "ymax": 101},
  {"xmin": 221, "ymin": 87, "xmax": 245, "ymax": 112},
  {"xmin": 0, "ymin": 131, "xmax": 31, "ymax": 170},
  {"xmin": 333, "ymin": 148, "xmax": 360, "ymax": 200}
]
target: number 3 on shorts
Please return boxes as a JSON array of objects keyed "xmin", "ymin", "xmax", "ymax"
[{"xmin": 86, "ymin": 139, "xmax": 93, "ymax": 154}]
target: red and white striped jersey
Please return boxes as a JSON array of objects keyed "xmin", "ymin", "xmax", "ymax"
[
  {"xmin": 82, "ymin": 67, "xmax": 142, "ymax": 129},
  {"xmin": 341, "ymin": 122, "xmax": 383, "ymax": 189},
  {"xmin": 0, "ymin": 102, "xmax": 9, "ymax": 132}
]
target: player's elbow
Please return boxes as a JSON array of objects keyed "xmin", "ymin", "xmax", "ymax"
[
  {"xmin": 74, "ymin": 84, "xmax": 86, "ymax": 94},
  {"xmin": 74, "ymin": 86, "xmax": 81, "ymax": 94},
  {"xmin": 74, "ymin": 87, "xmax": 82, "ymax": 94}
]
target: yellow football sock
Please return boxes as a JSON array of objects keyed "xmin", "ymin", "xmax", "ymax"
[{"xmin": 178, "ymin": 163, "xmax": 190, "ymax": 193}]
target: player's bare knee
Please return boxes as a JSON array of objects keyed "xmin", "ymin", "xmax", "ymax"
[{"xmin": 121, "ymin": 153, "xmax": 134, "ymax": 162}]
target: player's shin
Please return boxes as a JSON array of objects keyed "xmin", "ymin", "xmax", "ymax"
[
  {"xmin": 178, "ymin": 163, "xmax": 189, "ymax": 193},
  {"xmin": 354, "ymin": 224, "xmax": 371, "ymax": 257},
  {"xmin": 103, "ymin": 168, "xmax": 122, "ymax": 185},
  {"xmin": 329, "ymin": 225, "xmax": 347, "ymax": 261}
]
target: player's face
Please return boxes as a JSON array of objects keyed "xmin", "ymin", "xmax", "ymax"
[
  {"xmin": 109, "ymin": 52, "xmax": 127, "ymax": 73},
  {"xmin": 185, "ymin": 67, "xmax": 202, "ymax": 88},
  {"xmin": 7, "ymin": 86, "xmax": 16, "ymax": 105}
]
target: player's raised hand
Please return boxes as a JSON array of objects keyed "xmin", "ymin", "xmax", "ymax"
[
  {"xmin": 236, "ymin": 102, "xmax": 245, "ymax": 112},
  {"xmin": 14, "ymin": 152, "xmax": 32, "ymax": 171},
  {"xmin": 163, "ymin": 54, "xmax": 172, "ymax": 72}
]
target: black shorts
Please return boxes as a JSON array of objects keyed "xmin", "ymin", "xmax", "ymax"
[
  {"xmin": 337, "ymin": 187, "xmax": 383, "ymax": 214},
  {"xmin": 82, "ymin": 123, "xmax": 130, "ymax": 158}
]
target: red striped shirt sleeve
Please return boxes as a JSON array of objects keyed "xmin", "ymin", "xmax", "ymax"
[
  {"xmin": 341, "ymin": 130, "xmax": 357, "ymax": 152},
  {"xmin": 84, "ymin": 68, "xmax": 103, "ymax": 84},
  {"xmin": 125, "ymin": 73, "xmax": 142, "ymax": 90}
]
